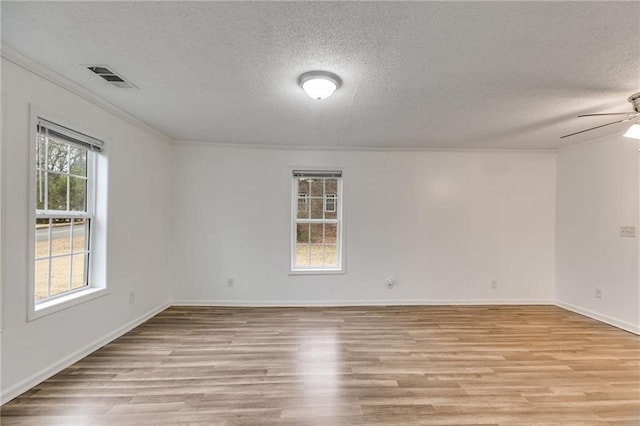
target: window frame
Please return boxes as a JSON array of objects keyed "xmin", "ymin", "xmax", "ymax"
[
  {"xmin": 27, "ymin": 108, "xmax": 108, "ymax": 321},
  {"xmin": 34, "ymin": 135, "xmax": 94, "ymax": 301},
  {"xmin": 290, "ymin": 169, "xmax": 345, "ymax": 275}
]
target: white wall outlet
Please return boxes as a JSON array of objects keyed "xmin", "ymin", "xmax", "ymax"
[
  {"xmin": 128, "ymin": 291, "xmax": 136, "ymax": 304},
  {"xmin": 595, "ymin": 288, "xmax": 602, "ymax": 299},
  {"xmin": 227, "ymin": 278, "xmax": 235, "ymax": 288},
  {"xmin": 620, "ymin": 226, "xmax": 636, "ymax": 237},
  {"xmin": 386, "ymin": 278, "xmax": 395, "ymax": 289},
  {"xmin": 491, "ymin": 280, "xmax": 497, "ymax": 289}
]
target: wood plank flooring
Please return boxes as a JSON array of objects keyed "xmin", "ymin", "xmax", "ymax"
[{"xmin": 2, "ymin": 305, "xmax": 639, "ymax": 425}]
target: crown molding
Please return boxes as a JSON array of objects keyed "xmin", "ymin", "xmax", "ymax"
[
  {"xmin": 1, "ymin": 44, "xmax": 173, "ymax": 145},
  {"xmin": 174, "ymin": 139, "xmax": 557, "ymax": 154},
  {"xmin": 556, "ymin": 130, "xmax": 638, "ymax": 152}
]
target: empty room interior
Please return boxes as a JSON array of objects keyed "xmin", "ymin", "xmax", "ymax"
[{"xmin": 1, "ymin": 1, "xmax": 640, "ymax": 425}]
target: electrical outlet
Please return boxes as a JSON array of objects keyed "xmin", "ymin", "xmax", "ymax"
[
  {"xmin": 595, "ymin": 288, "xmax": 602, "ymax": 299},
  {"xmin": 128, "ymin": 291, "xmax": 136, "ymax": 304},
  {"xmin": 620, "ymin": 226, "xmax": 636, "ymax": 237},
  {"xmin": 227, "ymin": 278, "xmax": 235, "ymax": 288},
  {"xmin": 386, "ymin": 278, "xmax": 395, "ymax": 289},
  {"xmin": 491, "ymin": 280, "xmax": 498, "ymax": 289}
]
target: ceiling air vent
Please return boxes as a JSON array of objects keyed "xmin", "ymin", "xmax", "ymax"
[{"xmin": 86, "ymin": 65, "xmax": 137, "ymax": 89}]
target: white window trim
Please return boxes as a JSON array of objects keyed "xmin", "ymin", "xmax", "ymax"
[
  {"xmin": 290, "ymin": 168, "xmax": 345, "ymax": 275},
  {"xmin": 0, "ymin": 91, "xmax": 5, "ymax": 333},
  {"xmin": 27, "ymin": 106, "xmax": 109, "ymax": 321}
]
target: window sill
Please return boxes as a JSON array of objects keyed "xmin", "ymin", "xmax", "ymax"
[
  {"xmin": 289, "ymin": 269, "xmax": 346, "ymax": 276},
  {"xmin": 29, "ymin": 287, "xmax": 109, "ymax": 321}
]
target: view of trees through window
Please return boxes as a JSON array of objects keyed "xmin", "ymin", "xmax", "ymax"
[
  {"xmin": 35, "ymin": 131, "xmax": 91, "ymax": 301},
  {"xmin": 36, "ymin": 136, "xmax": 87, "ymax": 212}
]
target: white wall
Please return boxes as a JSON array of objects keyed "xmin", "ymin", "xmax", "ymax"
[
  {"xmin": 556, "ymin": 136, "xmax": 640, "ymax": 333},
  {"xmin": 171, "ymin": 144, "xmax": 556, "ymax": 305},
  {"xmin": 0, "ymin": 58, "xmax": 173, "ymax": 402}
]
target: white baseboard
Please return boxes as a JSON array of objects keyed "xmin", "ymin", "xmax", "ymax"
[
  {"xmin": 555, "ymin": 301, "xmax": 640, "ymax": 335},
  {"xmin": 0, "ymin": 302, "xmax": 171, "ymax": 405},
  {"xmin": 173, "ymin": 298, "xmax": 554, "ymax": 307}
]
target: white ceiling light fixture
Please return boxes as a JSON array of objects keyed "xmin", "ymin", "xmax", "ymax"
[
  {"xmin": 298, "ymin": 71, "xmax": 341, "ymax": 100},
  {"xmin": 623, "ymin": 124, "xmax": 640, "ymax": 140}
]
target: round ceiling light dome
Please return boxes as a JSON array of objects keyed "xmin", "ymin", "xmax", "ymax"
[{"xmin": 298, "ymin": 71, "xmax": 341, "ymax": 100}]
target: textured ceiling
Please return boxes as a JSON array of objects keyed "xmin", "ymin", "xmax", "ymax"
[{"xmin": 2, "ymin": 1, "xmax": 639, "ymax": 149}]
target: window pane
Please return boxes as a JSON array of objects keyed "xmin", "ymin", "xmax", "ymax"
[
  {"xmin": 50, "ymin": 255, "xmax": 71, "ymax": 297},
  {"xmin": 309, "ymin": 244, "xmax": 325, "ymax": 265},
  {"xmin": 296, "ymin": 244, "xmax": 310, "ymax": 267},
  {"xmin": 297, "ymin": 178, "xmax": 310, "ymax": 195},
  {"xmin": 69, "ymin": 145, "xmax": 87, "ymax": 177},
  {"xmin": 50, "ymin": 218, "xmax": 72, "ymax": 256},
  {"xmin": 35, "ymin": 259, "xmax": 49, "ymax": 301},
  {"xmin": 322, "ymin": 245, "xmax": 338, "ymax": 267},
  {"xmin": 36, "ymin": 218, "xmax": 50, "ymax": 258},
  {"xmin": 71, "ymin": 254, "xmax": 87, "ymax": 289},
  {"xmin": 325, "ymin": 223, "xmax": 338, "ymax": 245},
  {"xmin": 72, "ymin": 219, "xmax": 88, "ymax": 252},
  {"xmin": 297, "ymin": 195, "xmax": 309, "ymax": 219},
  {"xmin": 296, "ymin": 223, "xmax": 310, "ymax": 245},
  {"xmin": 47, "ymin": 173, "xmax": 68, "ymax": 211},
  {"xmin": 309, "ymin": 179, "xmax": 323, "ymax": 197},
  {"xmin": 47, "ymin": 139, "xmax": 69, "ymax": 173},
  {"xmin": 296, "ymin": 223, "xmax": 311, "ymax": 267},
  {"xmin": 70, "ymin": 177, "xmax": 87, "ymax": 211},
  {"xmin": 310, "ymin": 198, "xmax": 324, "ymax": 219},
  {"xmin": 325, "ymin": 179, "xmax": 338, "ymax": 194},
  {"xmin": 309, "ymin": 223, "xmax": 324, "ymax": 244}
]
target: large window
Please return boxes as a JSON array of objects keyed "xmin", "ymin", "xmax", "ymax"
[
  {"xmin": 292, "ymin": 170, "xmax": 343, "ymax": 272},
  {"xmin": 34, "ymin": 118, "xmax": 103, "ymax": 304}
]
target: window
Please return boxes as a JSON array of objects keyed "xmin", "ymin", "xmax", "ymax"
[
  {"xmin": 292, "ymin": 170, "xmax": 343, "ymax": 272},
  {"xmin": 34, "ymin": 118, "xmax": 103, "ymax": 305},
  {"xmin": 298, "ymin": 193, "xmax": 309, "ymax": 212},
  {"xmin": 324, "ymin": 194, "xmax": 336, "ymax": 213}
]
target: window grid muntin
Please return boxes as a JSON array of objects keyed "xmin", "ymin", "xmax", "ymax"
[
  {"xmin": 293, "ymin": 174, "xmax": 342, "ymax": 271},
  {"xmin": 35, "ymin": 126, "xmax": 94, "ymax": 303}
]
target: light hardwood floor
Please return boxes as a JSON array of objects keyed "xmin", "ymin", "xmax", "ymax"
[{"xmin": 2, "ymin": 305, "xmax": 639, "ymax": 425}]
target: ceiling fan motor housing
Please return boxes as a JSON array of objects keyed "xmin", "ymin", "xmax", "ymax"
[{"xmin": 628, "ymin": 92, "xmax": 640, "ymax": 113}]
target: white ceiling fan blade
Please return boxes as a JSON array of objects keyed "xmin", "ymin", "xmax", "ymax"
[
  {"xmin": 560, "ymin": 116, "xmax": 638, "ymax": 138},
  {"xmin": 577, "ymin": 112, "xmax": 638, "ymax": 117}
]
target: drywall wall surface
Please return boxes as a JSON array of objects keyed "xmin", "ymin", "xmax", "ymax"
[
  {"xmin": 1, "ymin": 58, "xmax": 172, "ymax": 401},
  {"xmin": 556, "ymin": 137, "xmax": 640, "ymax": 333},
  {"xmin": 171, "ymin": 144, "xmax": 556, "ymax": 305}
]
